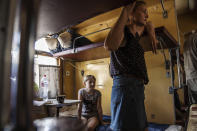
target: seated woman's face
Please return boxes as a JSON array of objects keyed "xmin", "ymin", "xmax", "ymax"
[{"xmin": 84, "ymin": 78, "xmax": 96, "ymax": 89}]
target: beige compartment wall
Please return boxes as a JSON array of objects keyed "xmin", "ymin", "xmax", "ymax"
[
  {"xmin": 148, "ymin": 1, "xmax": 178, "ymax": 40},
  {"xmin": 145, "ymin": 50, "xmax": 176, "ymax": 124},
  {"xmin": 63, "ymin": 61, "xmax": 75, "ymax": 99},
  {"xmin": 148, "ymin": 0, "xmax": 184, "ymax": 107}
]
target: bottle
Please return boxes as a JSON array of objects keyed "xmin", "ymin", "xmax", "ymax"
[{"xmin": 40, "ymin": 75, "xmax": 49, "ymax": 101}]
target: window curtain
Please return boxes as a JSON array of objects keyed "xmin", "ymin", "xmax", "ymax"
[{"xmin": 39, "ymin": 65, "xmax": 60, "ymax": 98}]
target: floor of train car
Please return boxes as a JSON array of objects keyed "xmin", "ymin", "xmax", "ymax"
[{"xmin": 32, "ymin": 101, "xmax": 189, "ymax": 130}]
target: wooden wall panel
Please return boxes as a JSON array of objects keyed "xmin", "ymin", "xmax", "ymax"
[{"xmin": 63, "ymin": 61, "xmax": 75, "ymax": 99}]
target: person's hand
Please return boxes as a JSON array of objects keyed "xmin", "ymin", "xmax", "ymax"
[
  {"xmin": 146, "ymin": 21, "xmax": 158, "ymax": 54},
  {"xmin": 123, "ymin": 1, "xmax": 136, "ymax": 23}
]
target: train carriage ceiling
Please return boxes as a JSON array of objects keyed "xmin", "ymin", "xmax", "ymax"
[
  {"xmin": 37, "ymin": 0, "xmax": 128, "ymax": 39},
  {"xmin": 36, "ymin": 0, "xmax": 163, "ymax": 39},
  {"xmin": 36, "ymin": 0, "xmax": 197, "ymax": 39}
]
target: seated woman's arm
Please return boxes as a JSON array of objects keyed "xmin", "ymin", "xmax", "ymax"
[
  {"xmin": 78, "ymin": 91, "xmax": 83, "ymax": 120},
  {"xmin": 97, "ymin": 95, "xmax": 103, "ymax": 124}
]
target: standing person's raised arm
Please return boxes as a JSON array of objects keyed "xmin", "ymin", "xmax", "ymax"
[
  {"xmin": 104, "ymin": 2, "xmax": 136, "ymax": 51},
  {"xmin": 146, "ymin": 21, "xmax": 158, "ymax": 54}
]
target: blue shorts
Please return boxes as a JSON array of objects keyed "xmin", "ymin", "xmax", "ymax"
[{"xmin": 110, "ymin": 75, "xmax": 148, "ymax": 131}]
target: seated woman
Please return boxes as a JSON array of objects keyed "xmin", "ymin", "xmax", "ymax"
[{"xmin": 78, "ymin": 75, "xmax": 103, "ymax": 131}]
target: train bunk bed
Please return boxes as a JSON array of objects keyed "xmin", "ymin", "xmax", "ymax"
[
  {"xmin": 34, "ymin": 0, "xmax": 185, "ymax": 130},
  {"xmin": 35, "ymin": 26, "xmax": 184, "ymax": 131}
]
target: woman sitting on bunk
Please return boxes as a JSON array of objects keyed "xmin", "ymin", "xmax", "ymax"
[{"xmin": 78, "ymin": 75, "xmax": 103, "ymax": 131}]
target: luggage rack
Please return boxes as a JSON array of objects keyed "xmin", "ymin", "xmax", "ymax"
[{"xmin": 52, "ymin": 26, "xmax": 179, "ymax": 60}]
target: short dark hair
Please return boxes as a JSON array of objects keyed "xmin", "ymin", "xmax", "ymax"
[{"xmin": 133, "ymin": 1, "xmax": 146, "ymax": 12}]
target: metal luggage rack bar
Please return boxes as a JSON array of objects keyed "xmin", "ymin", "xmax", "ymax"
[
  {"xmin": 157, "ymin": 36, "xmax": 182, "ymax": 94},
  {"xmin": 72, "ymin": 27, "xmax": 111, "ymax": 53}
]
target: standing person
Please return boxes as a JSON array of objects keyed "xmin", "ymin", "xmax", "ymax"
[
  {"xmin": 78, "ymin": 75, "xmax": 103, "ymax": 131},
  {"xmin": 183, "ymin": 31, "xmax": 197, "ymax": 105},
  {"xmin": 104, "ymin": 1, "xmax": 157, "ymax": 131}
]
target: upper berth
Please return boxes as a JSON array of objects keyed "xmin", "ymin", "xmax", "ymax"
[
  {"xmin": 37, "ymin": 26, "xmax": 178, "ymax": 61},
  {"xmin": 36, "ymin": 0, "xmax": 179, "ymax": 61}
]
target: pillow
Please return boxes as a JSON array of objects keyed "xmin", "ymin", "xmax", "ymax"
[
  {"xmin": 44, "ymin": 38, "xmax": 58, "ymax": 50},
  {"xmin": 57, "ymin": 31, "xmax": 72, "ymax": 48}
]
